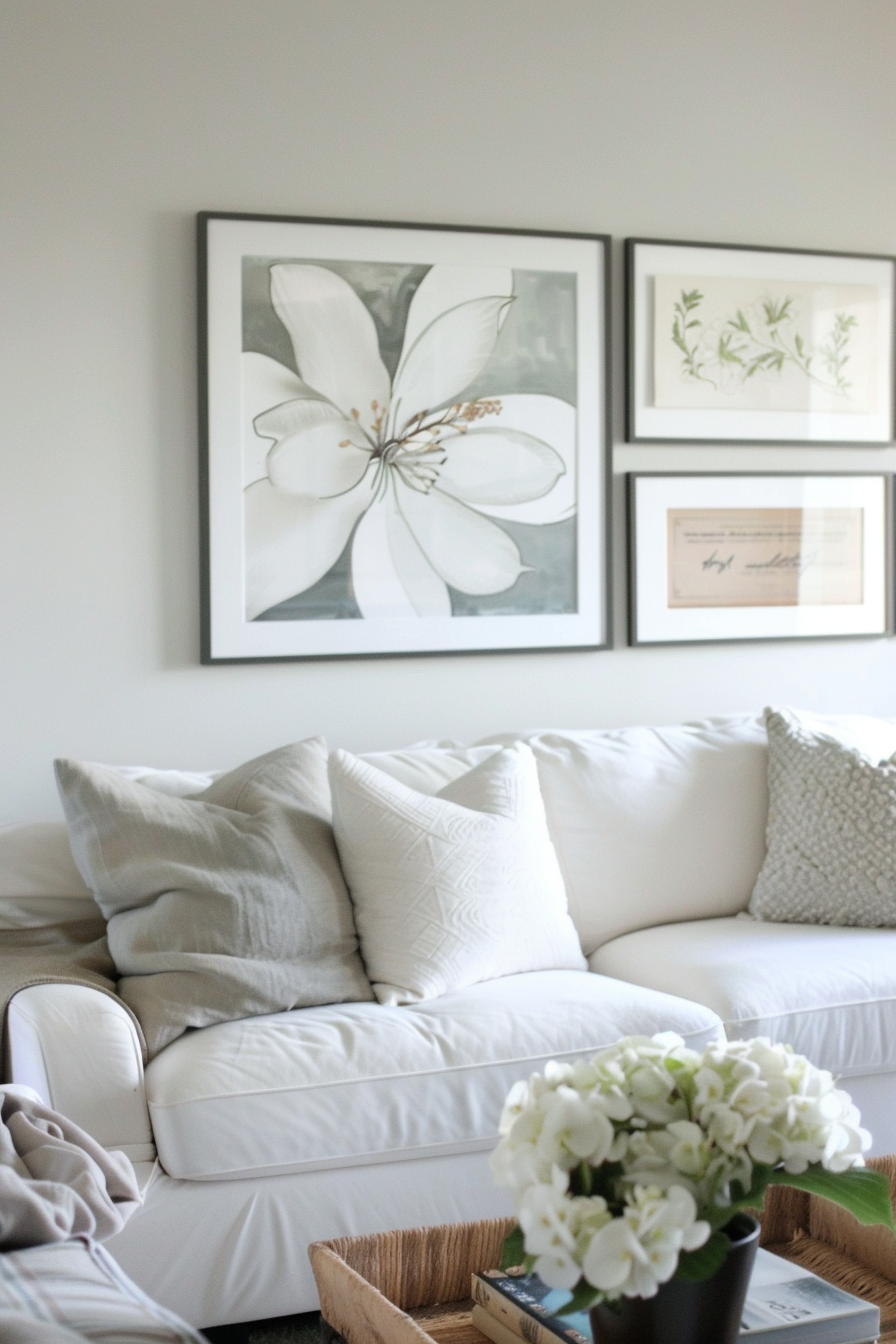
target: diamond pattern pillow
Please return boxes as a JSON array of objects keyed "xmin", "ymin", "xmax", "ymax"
[
  {"xmin": 329, "ymin": 742, "xmax": 586, "ymax": 1004},
  {"xmin": 749, "ymin": 707, "xmax": 896, "ymax": 927}
]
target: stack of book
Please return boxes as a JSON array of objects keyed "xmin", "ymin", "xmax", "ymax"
[{"xmin": 470, "ymin": 1249, "xmax": 880, "ymax": 1344}]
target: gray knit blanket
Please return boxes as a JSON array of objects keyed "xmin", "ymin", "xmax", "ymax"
[{"xmin": 0, "ymin": 1087, "xmax": 141, "ymax": 1249}]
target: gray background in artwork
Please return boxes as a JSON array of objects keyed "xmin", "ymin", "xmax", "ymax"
[{"xmin": 242, "ymin": 257, "xmax": 578, "ymax": 621}]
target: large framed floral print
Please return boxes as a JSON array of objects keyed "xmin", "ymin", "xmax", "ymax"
[
  {"xmin": 626, "ymin": 238, "xmax": 895, "ymax": 444},
  {"xmin": 198, "ymin": 213, "xmax": 610, "ymax": 662}
]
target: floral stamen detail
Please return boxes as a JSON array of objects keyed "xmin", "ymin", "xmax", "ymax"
[{"xmin": 366, "ymin": 398, "xmax": 503, "ymax": 497}]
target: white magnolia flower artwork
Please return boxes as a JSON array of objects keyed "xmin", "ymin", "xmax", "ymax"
[{"xmin": 241, "ymin": 262, "xmax": 577, "ymax": 622}]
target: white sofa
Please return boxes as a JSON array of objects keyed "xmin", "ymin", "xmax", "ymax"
[{"xmin": 4, "ymin": 711, "xmax": 896, "ymax": 1329}]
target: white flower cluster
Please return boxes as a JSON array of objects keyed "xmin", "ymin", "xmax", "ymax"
[{"xmin": 490, "ymin": 1034, "xmax": 869, "ymax": 1302}]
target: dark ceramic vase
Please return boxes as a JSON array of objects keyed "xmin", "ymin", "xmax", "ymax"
[{"xmin": 588, "ymin": 1213, "xmax": 760, "ymax": 1344}]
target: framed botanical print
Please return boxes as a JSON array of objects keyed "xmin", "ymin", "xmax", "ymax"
[
  {"xmin": 628, "ymin": 472, "xmax": 890, "ymax": 645},
  {"xmin": 198, "ymin": 212, "xmax": 610, "ymax": 661},
  {"xmin": 626, "ymin": 238, "xmax": 895, "ymax": 444}
]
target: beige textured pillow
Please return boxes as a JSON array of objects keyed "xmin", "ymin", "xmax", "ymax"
[
  {"xmin": 55, "ymin": 739, "xmax": 372, "ymax": 1056},
  {"xmin": 329, "ymin": 742, "xmax": 586, "ymax": 1005},
  {"xmin": 750, "ymin": 707, "xmax": 896, "ymax": 927}
]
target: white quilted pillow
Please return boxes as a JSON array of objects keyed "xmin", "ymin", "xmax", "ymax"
[
  {"xmin": 750, "ymin": 706, "xmax": 896, "ymax": 927},
  {"xmin": 329, "ymin": 742, "xmax": 586, "ymax": 1004}
]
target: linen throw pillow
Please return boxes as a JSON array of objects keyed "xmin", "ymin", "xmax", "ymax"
[
  {"xmin": 328, "ymin": 742, "xmax": 586, "ymax": 1004},
  {"xmin": 749, "ymin": 707, "xmax": 896, "ymax": 927},
  {"xmin": 55, "ymin": 739, "xmax": 373, "ymax": 1057}
]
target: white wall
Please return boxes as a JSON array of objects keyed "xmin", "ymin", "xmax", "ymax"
[{"xmin": 2, "ymin": 0, "xmax": 896, "ymax": 819}]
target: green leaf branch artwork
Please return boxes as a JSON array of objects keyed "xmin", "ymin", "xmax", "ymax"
[
  {"xmin": 632, "ymin": 241, "xmax": 893, "ymax": 440},
  {"xmin": 670, "ymin": 289, "xmax": 710, "ymax": 385},
  {"xmin": 671, "ymin": 288, "xmax": 858, "ymax": 398}
]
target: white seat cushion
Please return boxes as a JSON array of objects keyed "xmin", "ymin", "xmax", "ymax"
[
  {"xmin": 144, "ymin": 970, "xmax": 722, "ymax": 1181},
  {"xmin": 590, "ymin": 916, "xmax": 896, "ymax": 1077}
]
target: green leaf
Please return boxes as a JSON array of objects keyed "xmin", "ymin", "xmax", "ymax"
[
  {"xmin": 763, "ymin": 297, "xmax": 793, "ymax": 326},
  {"xmin": 570, "ymin": 1160, "xmax": 594, "ymax": 1197},
  {"xmin": 769, "ymin": 1167, "xmax": 896, "ymax": 1231},
  {"xmin": 717, "ymin": 334, "xmax": 744, "ymax": 365},
  {"xmin": 586, "ymin": 1161, "xmax": 625, "ymax": 1204},
  {"xmin": 557, "ymin": 1281, "xmax": 602, "ymax": 1314},
  {"xmin": 499, "ymin": 1225, "xmax": 527, "ymax": 1271},
  {"xmin": 674, "ymin": 1231, "xmax": 730, "ymax": 1282},
  {"xmin": 704, "ymin": 1167, "xmax": 774, "ymax": 1232}
]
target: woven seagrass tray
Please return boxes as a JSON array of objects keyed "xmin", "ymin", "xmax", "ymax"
[{"xmin": 309, "ymin": 1155, "xmax": 896, "ymax": 1344}]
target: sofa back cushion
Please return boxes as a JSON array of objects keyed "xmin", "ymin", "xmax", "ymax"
[
  {"xmin": 359, "ymin": 720, "xmax": 770, "ymax": 953},
  {"xmin": 480, "ymin": 715, "xmax": 770, "ymax": 954},
  {"xmin": 0, "ymin": 770, "xmax": 222, "ymax": 931},
  {"xmin": 0, "ymin": 823, "xmax": 102, "ymax": 929},
  {"xmin": 357, "ymin": 743, "xmax": 500, "ymax": 792},
  {"xmin": 505, "ymin": 712, "xmax": 896, "ymax": 954}
]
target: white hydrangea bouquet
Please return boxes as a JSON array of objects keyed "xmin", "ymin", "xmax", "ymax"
[{"xmin": 491, "ymin": 1033, "xmax": 894, "ymax": 1311}]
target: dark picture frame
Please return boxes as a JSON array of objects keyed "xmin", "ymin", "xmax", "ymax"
[
  {"xmin": 628, "ymin": 472, "xmax": 891, "ymax": 645},
  {"xmin": 626, "ymin": 238, "xmax": 896, "ymax": 444},
  {"xmin": 198, "ymin": 212, "xmax": 611, "ymax": 662}
]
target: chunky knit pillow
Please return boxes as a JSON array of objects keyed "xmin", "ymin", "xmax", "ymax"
[{"xmin": 749, "ymin": 707, "xmax": 896, "ymax": 927}]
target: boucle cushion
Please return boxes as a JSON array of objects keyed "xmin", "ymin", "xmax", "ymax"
[
  {"xmin": 749, "ymin": 707, "xmax": 896, "ymax": 927},
  {"xmin": 329, "ymin": 742, "xmax": 586, "ymax": 1004},
  {"xmin": 55, "ymin": 739, "xmax": 372, "ymax": 1056}
]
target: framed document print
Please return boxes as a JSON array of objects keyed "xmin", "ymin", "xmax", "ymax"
[
  {"xmin": 626, "ymin": 238, "xmax": 895, "ymax": 443},
  {"xmin": 628, "ymin": 473, "xmax": 890, "ymax": 645},
  {"xmin": 198, "ymin": 212, "xmax": 610, "ymax": 662}
]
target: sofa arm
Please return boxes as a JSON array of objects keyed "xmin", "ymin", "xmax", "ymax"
[{"xmin": 6, "ymin": 984, "xmax": 155, "ymax": 1163}]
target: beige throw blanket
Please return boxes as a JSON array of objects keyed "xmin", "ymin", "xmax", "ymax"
[
  {"xmin": 0, "ymin": 1086, "xmax": 140, "ymax": 1249},
  {"xmin": 0, "ymin": 919, "xmax": 146, "ymax": 1081}
]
